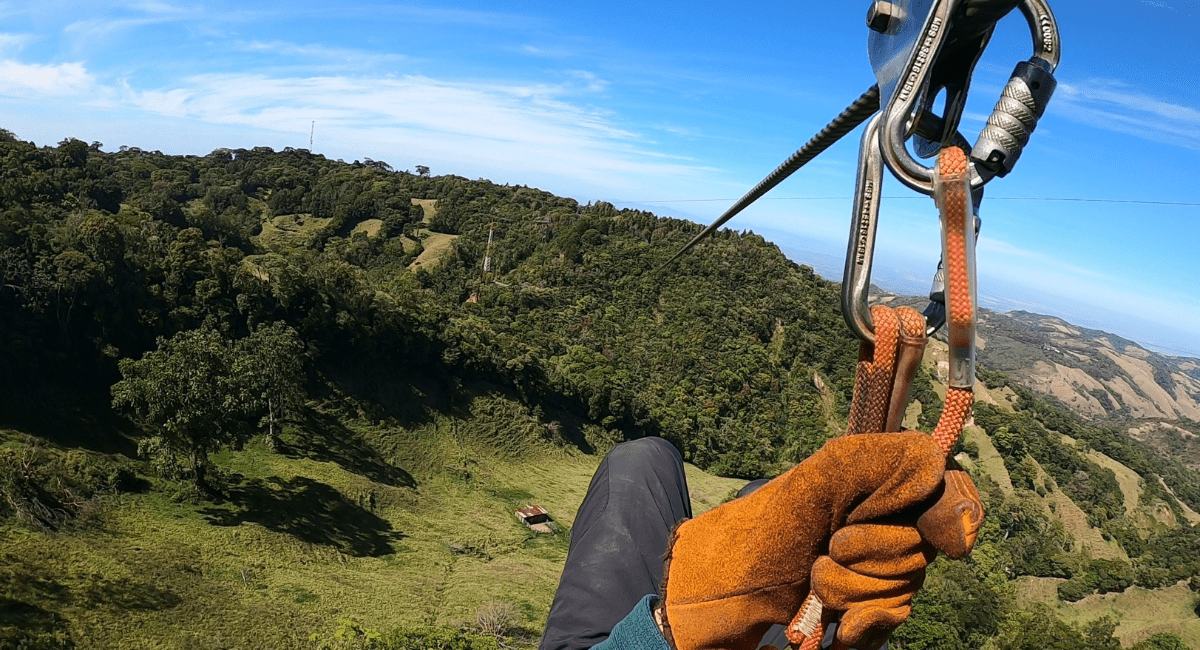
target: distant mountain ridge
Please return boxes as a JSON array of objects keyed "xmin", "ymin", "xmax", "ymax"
[{"xmin": 974, "ymin": 309, "xmax": 1200, "ymax": 423}]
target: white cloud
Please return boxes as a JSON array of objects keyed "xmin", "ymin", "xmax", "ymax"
[
  {"xmin": 63, "ymin": 16, "xmax": 170, "ymax": 42},
  {"xmin": 566, "ymin": 70, "xmax": 608, "ymax": 93},
  {"xmin": 312, "ymin": 4, "xmax": 536, "ymax": 27},
  {"xmin": 236, "ymin": 41, "xmax": 407, "ymax": 67},
  {"xmin": 0, "ymin": 60, "xmax": 92, "ymax": 96},
  {"xmin": 59, "ymin": 4, "xmax": 264, "ymax": 47},
  {"xmin": 113, "ymin": 72, "xmax": 712, "ymax": 187},
  {"xmin": 520, "ymin": 44, "xmax": 576, "ymax": 59},
  {"xmin": 0, "ymin": 32, "xmax": 32, "ymax": 54},
  {"xmin": 1054, "ymin": 80, "xmax": 1200, "ymax": 150},
  {"xmin": 974, "ymin": 234, "xmax": 1200, "ymax": 327},
  {"xmin": 976, "ymin": 236, "xmax": 1113, "ymax": 282}
]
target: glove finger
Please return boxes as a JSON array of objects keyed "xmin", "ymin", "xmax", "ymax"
[
  {"xmin": 829, "ymin": 524, "xmax": 936, "ymax": 577},
  {"xmin": 810, "ymin": 556, "xmax": 926, "ymax": 610},
  {"xmin": 837, "ymin": 595, "xmax": 915, "ymax": 650},
  {"xmin": 917, "ymin": 468, "xmax": 985, "ymax": 559}
]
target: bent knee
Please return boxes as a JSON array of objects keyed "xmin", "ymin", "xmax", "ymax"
[{"xmin": 605, "ymin": 436, "xmax": 683, "ymax": 470}]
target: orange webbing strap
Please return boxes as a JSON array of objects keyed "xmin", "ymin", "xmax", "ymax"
[
  {"xmin": 844, "ymin": 305, "xmax": 927, "ymax": 437},
  {"xmin": 787, "ymin": 147, "xmax": 976, "ymax": 650}
]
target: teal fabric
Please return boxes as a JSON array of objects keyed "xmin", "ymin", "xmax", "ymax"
[{"xmin": 591, "ymin": 595, "xmax": 670, "ymax": 650}]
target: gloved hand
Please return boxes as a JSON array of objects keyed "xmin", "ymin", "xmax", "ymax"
[{"xmin": 658, "ymin": 432, "xmax": 983, "ymax": 650}]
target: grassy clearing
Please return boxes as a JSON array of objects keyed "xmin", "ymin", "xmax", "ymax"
[
  {"xmin": 1084, "ymin": 450, "xmax": 1143, "ymax": 518},
  {"xmin": 409, "ymin": 233, "xmax": 459, "ymax": 270},
  {"xmin": 413, "ymin": 199, "xmax": 437, "ymax": 224},
  {"xmin": 686, "ymin": 465, "xmax": 749, "ymax": 513},
  {"xmin": 1033, "ymin": 458, "xmax": 1129, "ymax": 561},
  {"xmin": 1, "ymin": 390, "xmax": 745, "ymax": 649},
  {"xmin": 964, "ymin": 424, "xmax": 1014, "ymax": 495},
  {"xmin": 1063, "ymin": 581, "xmax": 1200, "ymax": 647},
  {"xmin": 1017, "ymin": 577, "xmax": 1200, "ymax": 647},
  {"xmin": 257, "ymin": 214, "xmax": 334, "ymax": 250},
  {"xmin": 1014, "ymin": 575, "xmax": 1065, "ymax": 603},
  {"xmin": 351, "ymin": 219, "xmax": 384, "ymax": 238},
  {"xmin": 902, "ymin": 400, "xmax": 923, "ymax": 432},
  {"xmin": 1159, "ymin": 476, "xmax": 1200, "ymax": 525},
  {"xmin": 962, "ymin": 390, "xmax": 1129, "ymax": 560}
]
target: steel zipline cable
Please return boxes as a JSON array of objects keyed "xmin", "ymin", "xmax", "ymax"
[
  {"xmin": 619, "ymin": 197, "xmax": 1200, "ymax": 207},
  {"xmin": 657, "ymin": 85, "xmax": 882, "ymax": 271}
]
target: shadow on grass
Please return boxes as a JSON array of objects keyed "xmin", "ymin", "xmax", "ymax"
[
  {"xmin": 0, "ymin": 570, "xmax": 180, "ymax": 647},
  {"xmin": 0, "ymin": 598, "xmax": 74, "ymax": 648},
  {"xmin": 201, "ymin": 475, "xmax": 406, "ymax": 557},
  {"xmin": 0, "ymin": 390, "xmax": 138, "ymax": 457},
  {"xmin": 80, "ymin": 576, "xmax": 182, "ymax": 611},
  {"xmin": 281, "ymin": 409, "xmax": 417, "ymax": 489},
  {"xmin": 317, "ymin": 359, "xmax": 444, "ymax": 428}
]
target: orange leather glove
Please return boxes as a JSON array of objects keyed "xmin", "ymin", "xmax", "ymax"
[{"xmin": 659, "ymin": 433, "xmax": 983, "ymax": 650}]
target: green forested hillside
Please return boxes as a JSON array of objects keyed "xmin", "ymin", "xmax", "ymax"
[
  {"xmin": 1, "ymin": 133, "xmax": 1198, "ymax": 649},
  {"xmin": 0, "ymin": 133, "xmax": 858, "ymax": 478}
]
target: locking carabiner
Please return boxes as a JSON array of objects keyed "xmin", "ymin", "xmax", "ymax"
[
  {"xmin": 878, "ymin": 0, "xmax": 1061, "ymax": 195},
  {"xmin": 842, "ymin": 0, "xmax": 1060, "ymax": 344}
]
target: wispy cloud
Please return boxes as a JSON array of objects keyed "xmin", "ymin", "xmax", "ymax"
[
  {"xmin": 977, "ymin": 236, "xmax": 1114, "ymax": 282},
  {"xmin": 973, "ymin": 234, "xmax": 1200, "ymax": 327},
  {"xmin": 565, "ymin": 70, "xmax": 608, "ymax": 93},
  {"xmin": 294, "ymin": 3, "xmax": 539, "ymax": 28},
  {"xmin": 59, "ymin": 3, "xmax": 265, "ymax": 48},
  {"xmin": 110, "ymin": 72, "xmax": 711, "ymax": 186},
  {"xmin": 64, "ymin": 16, "xmax": 177, "ymax": 42},
  {"xmin": 0, "ymin": 60, "xmax": 93, "ymax": 96},
  {"xmin": 0, "ymin": 32, "xmax": 32, "ymax": 54},
  {"xmin": 1054, "ymin": 79, "xmax": 1200, "ymax": 150},
  {"xmin": 519, "ymin": 44, "xmax": 577, "ymax": 59},
  {"xmin": 236, "ymin": 40, "xmax": 408, "ymax": 67}
]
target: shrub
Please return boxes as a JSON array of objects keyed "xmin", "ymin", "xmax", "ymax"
[
  {"xmin": 0, "ymin": 441, "xmax": 138, "ymax": 531},
  {"xmin": 474, "ymin": 600, "xmax": 518, "ymax": 638},
  {"xmin": 1131, "ymin": 633, "xmax": 1189, "ymax": 650},
  {"xmin": 380, "ymin": 627, "xmax": 499, "ymax": 650},
  {"xmin": 1057, "ymin": 577, "xmax": 1092, "ymax": 602}
]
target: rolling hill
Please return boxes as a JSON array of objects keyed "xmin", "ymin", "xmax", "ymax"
[{"xmin": 0, "ymin": 133, "xmax": 1197, "ymax": 649}]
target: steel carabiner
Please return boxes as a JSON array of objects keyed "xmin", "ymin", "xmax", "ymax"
[
  {"xmin": 878, "ymin": 0, "xmax": 1061, "ymax": 196},
  {"xmin": 841, "ymin": 0, "xmax": 1060, "ymax": 344},
  {"xmin": 840, "ymin": 110, "xmax": 975, "ymax": 344}
]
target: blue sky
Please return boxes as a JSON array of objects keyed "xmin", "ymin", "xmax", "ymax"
[{"xmin": 2, "ymin": 1, "xmax": 1199, "ymax": 355}]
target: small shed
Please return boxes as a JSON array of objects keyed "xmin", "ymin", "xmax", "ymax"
[{"xmin": 516, "ymin": 505, "xmax": 557, "ymax": 534}]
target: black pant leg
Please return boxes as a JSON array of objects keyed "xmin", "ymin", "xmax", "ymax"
[{"xmin": 539, "ymin": 437, "xmax": 692, "ymax": 650}]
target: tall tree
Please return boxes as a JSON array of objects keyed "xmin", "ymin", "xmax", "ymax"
[
  {"xmin": 235, "ymin": 321, "xmax": 307, "ymax": 448},
  {"xmin": 111, "ymin": 328, "xmax": 249, "ymax": 489}
]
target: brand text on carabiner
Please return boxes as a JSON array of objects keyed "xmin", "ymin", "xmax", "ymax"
[
  {"xmin": 855, "ymin": 181, "xmax": 875, "ymax": 265},
  {"xmin": 898, "ymin": 17, "xmax": 943, "ymax": 102},
  {"xmin": 1039, "ymin": 15, "xmax": 1054, "ymax": 53}
]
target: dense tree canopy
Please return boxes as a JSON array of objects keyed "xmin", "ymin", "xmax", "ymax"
[{"xmin": 0, "ymin": 134, "xmax": 861, "ymax": 479}]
